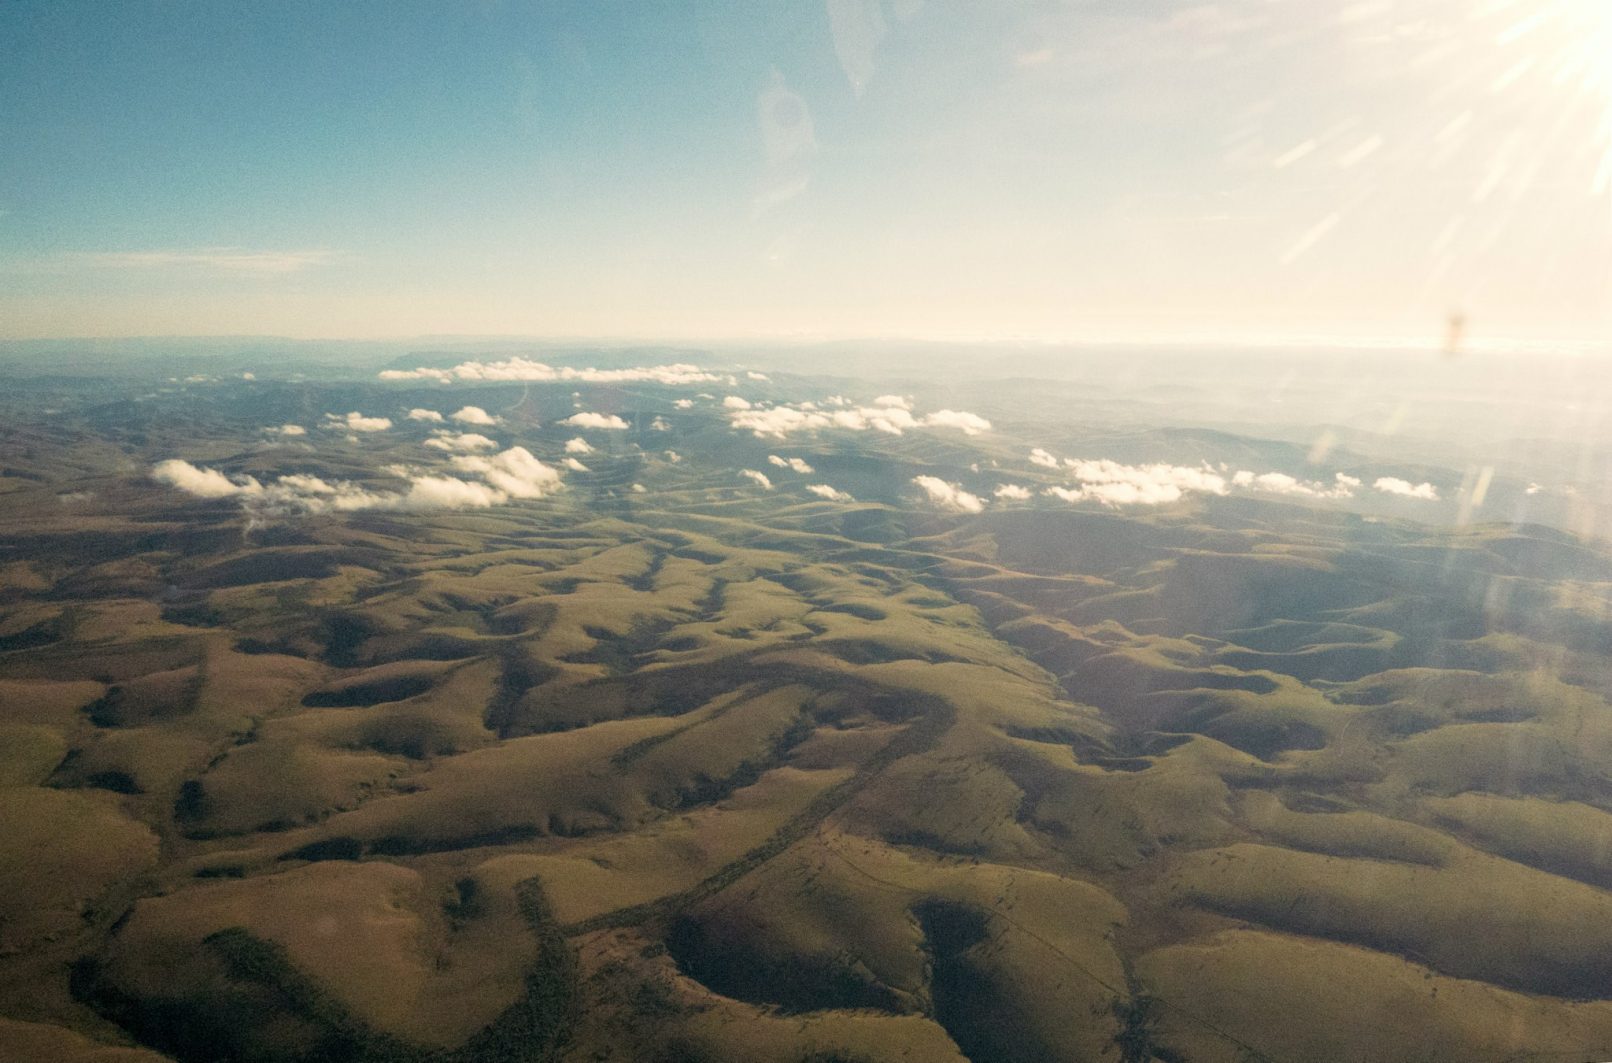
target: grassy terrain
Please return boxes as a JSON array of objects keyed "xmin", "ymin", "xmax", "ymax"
[{"xmin": 4, "ymin": 373, "xmax": 1612, "ymax": 1061}]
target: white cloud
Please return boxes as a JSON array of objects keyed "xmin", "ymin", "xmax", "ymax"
[
  {"xmin": 152, "ymin": 459, "xmax": 253, "ymax": 499},
  {"xmin": 723, "ymin": 395, "xmax": 753, "ymax": 410},
  {"xmin": 564, "ymin": 436, "xmax": 594, "ymax": 454},
  {"xmin": 741, "ymin": 469, "xmax": 774, "ymax": 489},
  {"xmin": 768, "ymin": 455, "xmax": 815, "ymax": 474},
  {"xmin": 747, "ymin": 371, "xmax": 770, "ymax": 381},
  {"xmin": 1230, "ymin": 470, "xmax": 1357, "ymax": 499},
  {"xmin": 873, "ymin": 394, "xmax": 911, "ymax": 410},
  {"xmin": 1029, "ymin": 448, "xmax": 1060, "ymax": 468},
  {"xmin": 1039, "ymin": 459, "xmax": 1231, "ymax": 508},
  {"xmin": 912, "ymin": 476, "xmax": 985, "ymax": 514},
  {"xmin": 397, "ymin": 475, "xmax": 507, "ymax": 510},
  {"xmin": 273, "ymin": 424, "xmax": 307, "ymax": 437},
  {"xmin": 922, "ymin": 409, "xmax": 991, "ymax": 435},
  {"xmin": 449, "ymin": 447, "xmax": 562, "ymax": 498},
  {"xmin": 650, "ymin": 416, "xmax": 671, "ymax": 431},
  {"xmin": 1064, "ymin": 459, "xmax": 1228, "ymax": 502},
  {"xmin": 451, "ymin": 405, "xmax": 498, "ymax": 426},
  {"xmin": 324, "ymin": 411, "xmax": 392, "ymax": 432},
  {"xmin": 630, "ymin": 483, "xmax": 647, "ymax": 494},
  {"xmin": 806, "ymin": 484, "xmax": 854, "ymax": 502},
  {"xmin": 663, "ymin": 450, "xmax": 682, "ymax": 463},
  {"xmin": 154, "ymin": 445, "xmax": 566, "ymax": 518},
  {"xmin": 994, "ymin": 483, "xmax": 1032, "ymax": 500},
  {"xmin": 562, "ymin": 412, "xmax": 630, "ymax": 430},
  {"xmin": 1374, "ymin": 476, "xmax": 1440, "ymax": 500},
  {"xmin": 378, "ymin": 358, "xmax": 718, "ymax": 386},
  {"xmin": 564, "ymin": 457, "xmax": 590, "ymax": 472},
  {"xmin": 407, "ymin": 408, "xmax": 444, "ymax": 422},
  {"xmin": 424, "ymin": 431, "xmax": 498, "ymax": 453},
  {"xmin": 728, "ymin": 400, "xmax": 989, "ymax": 439},
  {"xmin": 674, "ymin": 399, "xmax": 694, "ymax": 409},
  {"xmin": 241, "ymin": 372, "xmax": 256, "ymax": 381}
]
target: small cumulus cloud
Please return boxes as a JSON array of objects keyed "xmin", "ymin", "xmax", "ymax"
[
  {"xmin": 746, "ymin": 371, "xmax": 771, "ymax": 381},
  {"xmin": 674, "ymin": 399, "xmax": 694, "ymax": 409},
  {"xmin": 451, "ymin": 405, "xmax": 499, "ymax": 426},
  {"xmin": 151, "ymin": 459, "xmax": 245, "ymax": 499},
  {"xmin": 873, "ymin": 394, "xmax": 911, "ymax": 410},
  {"xmin": 273, "ymin": 424, "xmax": 307, "ymax": 437},
  {"xmin": 424, "ymin": 431, "xmax": 499, "ymax": 453},
  {"xmin": 407, "ymin": 408, "xmax": 445, "ymax": 422},
  {"xmin": 630, "ymin": 483, "xmax": 647, "ymax": 494},
  {"xmin": 1374, "ymin": 476, "xmax": 1439, "ymax": 500},
  {"xmin": 994, "ymin": 483, "xmax": 1032, "ymax": 501},
  {"xmin": 806, "ymin": 484, "xmax": 853, "ymax": 502},
  {"xmin": 741, "ymin": 469, "xmax": 774, "ymax": 489},
  {"xmin": 1230, "ymin": 470, "xmax": 1358, "ymax": 499},
  {"xmin": 768, "ymin": 455, "xmax": 814, "ymax": 474},
  {"xmin": 650, "ymin": 416, "xmax": 671, "ymax": 431},
  {"xmin": 563, "ymin": 457, "xmax": 590, "ymax": 472},
  {"xmin": 564, "ymin": 437, "xmax": 594, "ymax": 454},
  {"xmin": 723, "ymin": 395, "xmax": 754, "ymax": 410},
  {"xmin": 325, "ymin": 411, "xmax": 392, "ymax": 433},
  {"xmin": 912, "ymin": 476, "xmax": 985, "ymax": 514},
  {"xmin": 449, "ymin": 447, "xmax": 562, "ymax": 498},
  {"xmin": 1029, "ymin": 448, "xmax": 1060, "ymax": 469},
  {"xmin": 921, "ymin": 410, "xmax": 991, "ymax": 435},
  {"xmin": 561, "ymin": 412, "xmax": 630, "ymax": 430}
]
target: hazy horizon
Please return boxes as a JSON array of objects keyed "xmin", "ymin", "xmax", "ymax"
[{"xmin": 7, "ymin": 0, "xmax": 1612, "ymax": 347}]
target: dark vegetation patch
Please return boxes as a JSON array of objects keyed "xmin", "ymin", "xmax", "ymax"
[
  {"xmin": 301, "ymin": 674, "xmax": 433, "ymax": 708},
  {"xmin": 350, "ymin": 711, "xmax": 466, "ymax": 759},
  {"xmin": 75, "ymin": 882, "xmax": 578, "ymax": 1063},
  {"xmin": 85, "ymin": 668, "xmax": 202, "ymax": 727},
  {"xmin": 913, "ymin": 899, "xmax": 1055, "ymax": 1063},
  {"xmin": 664, "ymin": 915, "xmax": 901, "ymax": 1015},
  {"xmin": 882, "ymin": 827, "xmax": 990, "ymax": 857},
  {"xmin": 193, "ymin": 865, "xmax": 246, "ymax": 879},
  {"xmin": 443, "ymin": 877, "xmax": 486, "ymax": 924},
  {"xmin": 235, "ymin": 636, "xmax": 310, "ymax": 657},
  {"xmin": 319, "ymin": 612, "xmax": 386, "ymax": 668},
  {"xmin": 811, "ymin": 639, "xmax": 963, "ymax": 667},
  {"xmin": 369, "ymin": 823, "xmax": 546, "ymax": 856},
  {"xmin": 650, "ymin": 714, "xmax": 815, "ymax": 812},
  {"xmin": 1196, "ymin": 715, "xmax": 1328, "ymax": 762},
  {"xmin": 279, "ymin": 837, "xmax": 364, "ymax": 863},
  {"xmin": 179, "ymin": 548, "xmax": 367, "ymax": 590},
  {"xmin": 484, "ymin": 653, "xmax": 559, "ymax": 737},
  {"xmin": 814, "ymin": 602, "xmax": 887, "ymax": 621},
  {"xmin": 0, "ymin": 616, "xmax": 68, "ymax": 654},
  {"xmin": 83, "ymin": 770, "xmax": 143, "ymax": 794}
]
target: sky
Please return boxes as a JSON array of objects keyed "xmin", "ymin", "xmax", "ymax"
[{"xmin": 3, "ymin": 0, "xmax": 1612, "ymax": 348}]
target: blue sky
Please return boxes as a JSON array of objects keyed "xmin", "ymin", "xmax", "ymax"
[{"xmin": 3, "ymin": 0, "xmax": 1610, "ymax": 347}]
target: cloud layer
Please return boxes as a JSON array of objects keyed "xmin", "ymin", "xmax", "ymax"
[
  {"xmin": 729, "ymin": 396, "xmax": 991, "ymax": 439},
  {"xmin": 152, "ymin": 446, "xmax": 564, "ymax": 517},
  {"xmin": 562, "ymin": 412, "xmax": 630, "ymax": 430},
  {"xmin": 379, "ymin": 358, "xmax": 719, "ymax": 386}
]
